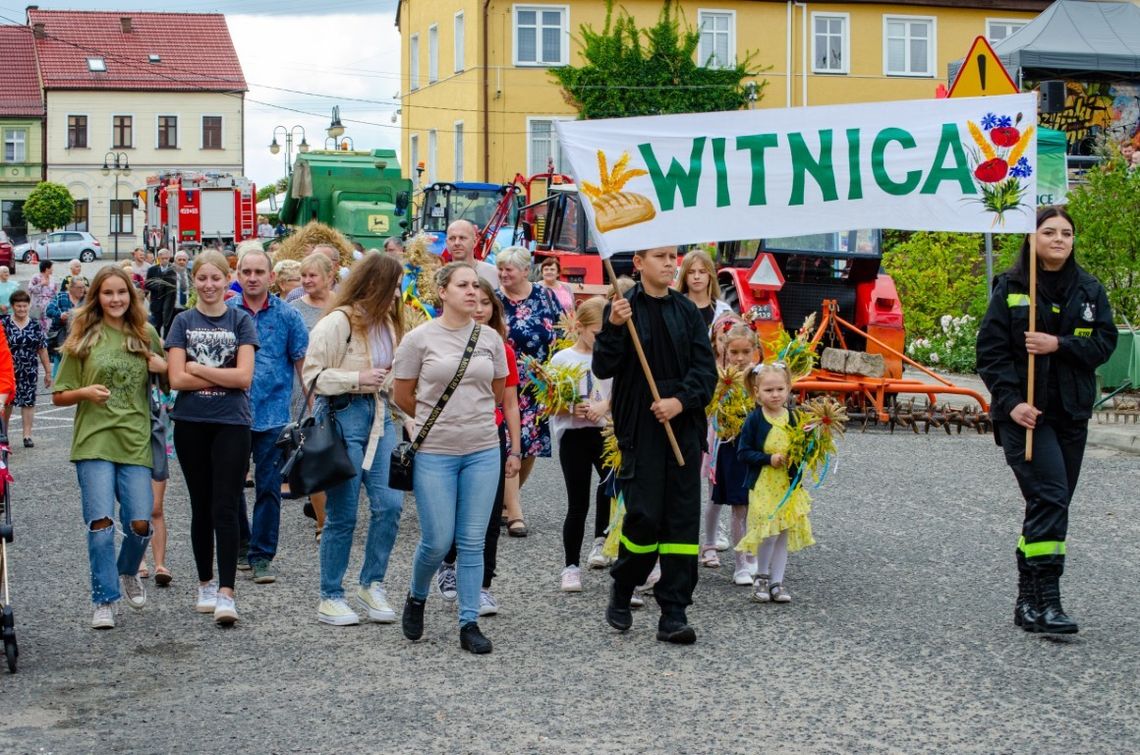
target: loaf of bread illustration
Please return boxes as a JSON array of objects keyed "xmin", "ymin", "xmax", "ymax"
[{"xmin": 581, "ymin": 151, "xmax": 656, "ymax": 233}]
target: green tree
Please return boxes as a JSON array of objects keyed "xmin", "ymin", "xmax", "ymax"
[
  {"xmin": 22, "ymin": 181, "xmax": 75, "ymax": 233},
  {"xmin": 1066, "ymin": 156, "xmax": 1140, "ymax": 323},
  {"xmin": 882, "ymin": 231, "xmax": 1021, "ymax": 339},
  {"xmin": 256, "ymin": 177, "xmax": 288, "ymax": 203},
  {"xmin": 550, "ymin": 0, "xmax": 765, "ymax": 119}
]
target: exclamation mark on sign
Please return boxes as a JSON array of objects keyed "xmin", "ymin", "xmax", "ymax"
[{"xmin": 977, "ymin": 54, "xmax": 987, "ymax": 92}]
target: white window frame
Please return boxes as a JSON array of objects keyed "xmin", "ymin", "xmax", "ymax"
[
  {"xmin": 3, "ymin": 128, "xmax": 27, "ymax": 163},
  {"xmin": 428, "ymin": 24, "xmax": 439, "ymax": 83},
  {"xmin": 454, "ymin": 11, "xmax": 465, "ymax": 73},
  {"xmin": 111, "ymin": 114, "xmax": 133, "ymax": 149},
  {"xmin": 882, "ymin": 15, "xmax": 936, "ymax": 78},
  {"xmin": 697, "ymin": 9, "xmax": 736, "ymax": 70},
  {"xmin": 986, "ymin": 18, "xmax": 1027, "ymax": 44},
  {"xmin": 428, "ymin": 129, "xmax": 437, "ymax": 185},
  {"xmin": 811, "ymin": 12, "xmax": 849, "ymax": 75},
  {"xmin": 66, "ymin": 113, "xmax": 89, "ymax": 150},
  {"xmin": 454, "ymin": 121, "xmax": 464, "ymax": 182},
  {"xmin": 156, "ymin": 113, "xmax": 179, "ymax": 149},
  {"xmin": 512, "ymin": 4, "xmax": 569, "ymax": 67},
  {"xmin": 201, "ymin": 114, "xmax": 224, "ymax": 150},
  {"xmin": 526, "ymin": 116, "xmax": 574, "ymax": 176},
  {"xmin": 409, "ymin": 133, "xmax": 420, "ymax": 181},
  {"xmin": 409, "ymin": 34, "xmax": 420, "ymax": 91}
]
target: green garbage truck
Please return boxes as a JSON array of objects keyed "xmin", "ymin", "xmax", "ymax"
[{"xmin": 278, "ymin": 148, "xmax": 411, "ymax": 246}]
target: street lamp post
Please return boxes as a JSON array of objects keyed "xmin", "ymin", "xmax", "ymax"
[
  {"xmin": 268, "ymin": 125, "xmax": 309, "ymax": 176},
  {"xmin": 324, "ymin": 136, "xmax": 355, "ymax": 151},
  {"xmin": 101, "ymin": 151, "xmax": 131, "ymax": 261}
]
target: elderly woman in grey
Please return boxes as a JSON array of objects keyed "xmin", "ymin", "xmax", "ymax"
[{"xmin": 495, "ymin": 246, "xmax": 564, "ymax": 536}]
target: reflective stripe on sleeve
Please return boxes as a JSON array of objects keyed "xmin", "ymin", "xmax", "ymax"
[{"xmin": 1007, "ymin": 294, "xmax": 1030, "ymax": 307}]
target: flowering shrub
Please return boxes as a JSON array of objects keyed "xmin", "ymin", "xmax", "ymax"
[{"xmin": 906, "ymin": 314, "xmax": 978, "ymax": 374}]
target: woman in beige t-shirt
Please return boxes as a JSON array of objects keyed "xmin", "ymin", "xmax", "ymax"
[{"xmin": 393, "ymin": 263, "xmax": 507, "ymax": 654}]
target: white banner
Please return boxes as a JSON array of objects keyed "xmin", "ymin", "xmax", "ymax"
[{"xmin": 554, "ymin": 94, "xmax": 1038, "ymax": 258}]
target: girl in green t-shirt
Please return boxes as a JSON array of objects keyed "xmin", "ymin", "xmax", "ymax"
[{"xmin": 53, "ymin": 265, "xmax": 166, "ymax": 630}]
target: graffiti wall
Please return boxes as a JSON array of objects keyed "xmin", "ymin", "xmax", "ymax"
[{"xmin": 1031, "ymin": 81, "xmax": 1140, "ymax": 161}]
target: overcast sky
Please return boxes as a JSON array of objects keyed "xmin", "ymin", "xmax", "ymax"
[{"xmin": 0, "ymin": 0, "xmax": 403, "ymax": 189}]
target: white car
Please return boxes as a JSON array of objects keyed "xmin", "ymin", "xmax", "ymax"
[{"xmin": 16, "ymin": 231, "xmax": 103, "ymax": 263}]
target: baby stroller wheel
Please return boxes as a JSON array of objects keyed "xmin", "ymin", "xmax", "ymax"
[{"xmin": 2, "ymin": 606, "xmax": 15, "ymax": 673}]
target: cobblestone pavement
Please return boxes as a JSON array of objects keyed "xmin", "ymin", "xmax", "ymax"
[{"xmin": 0, "ymin": 394, "xmax": 1137, "ymax": 753}]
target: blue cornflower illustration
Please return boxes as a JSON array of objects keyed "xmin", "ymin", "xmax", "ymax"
[
  {"xmin": 997, "ymin": 115, "xmax": 1013, "ymax": 128},
  {"xmin": 981, "ymin": 113, "xmax": 999, "ymax": 130},
  {"xmin": 1010, "ymin": 157, "xmax": 1033, "ymax": 178}
]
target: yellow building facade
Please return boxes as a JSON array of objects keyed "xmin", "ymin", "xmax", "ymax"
[{"xmin": 398, "ymin": 0, "xmax": 1049, "ymax": 185}]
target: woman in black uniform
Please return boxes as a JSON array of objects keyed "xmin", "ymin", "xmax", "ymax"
[{"xmin": 976, "ymin": 206, "xmax": 1117, "ymax": 635}]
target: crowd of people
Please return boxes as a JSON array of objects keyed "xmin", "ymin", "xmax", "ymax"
[{"xmin": 0, "ymin": 205, "xmax": 1115, "ymax": 651}]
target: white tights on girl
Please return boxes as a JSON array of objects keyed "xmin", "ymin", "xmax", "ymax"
[{"xmin": 756, "ymin": 531, "xmax": 789, "ymax": 584}]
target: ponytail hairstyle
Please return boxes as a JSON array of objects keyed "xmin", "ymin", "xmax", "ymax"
[
  {"xmin": 575, "ymin": 296, "xmax": 607, "ymax": 330},
  {"xmin": 62, "ymin": 265, "xmax": 153, "ymax": 360}
]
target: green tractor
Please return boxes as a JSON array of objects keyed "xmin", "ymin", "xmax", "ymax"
[{"xmin": 278, "ymin": 148, "xmax": 412, "ymax": 246}]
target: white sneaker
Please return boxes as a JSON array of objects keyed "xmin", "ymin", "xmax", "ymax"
[
  {"xmin": 733, "ymin": 568, "xmax": 754, "ymax": 586},
  {"xmin": 629, "ymin": 592, "xmax": 645, "ymax": 608},
  {"xmin": 195, "ymin": 581, "xmax": 219, "ymax": 613},
  {"xmin": 561, "ymin": 565, "xmax": 583, "ymax": 592},
  {"xmin": 91, "ymin": 603, "xmax": 115, "ymax": 629},
  {"xmin": 356, "ymin": 582, "xmax": 396, "ymax": 623},
  {"xmin": 478, "ymin": 590, "xmax": 499, "ymax": 616},
  {"xmin": 435, "ymin": 563, "xmax": 458, "ymax": 601},
  {"xmin": 119, "ymin": 573, "xmax": 147, "ymax": 609},
  {"xmin": 587, "ymin": 538, "xmax": 611, "ymax": 569},
  {"xmin": 318, "ymin": 598, "xmax": 360, "ymax": 626},
  {"xmin": 214, "ymin": 594, "xmax": 238, "ymax": 625}
]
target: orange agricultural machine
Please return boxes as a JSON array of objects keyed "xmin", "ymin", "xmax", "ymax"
[{"xmin": 793, "ymin": 300, "xmax": 992, "ymax": 434}]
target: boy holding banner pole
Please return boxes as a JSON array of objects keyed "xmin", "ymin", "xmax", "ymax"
[{"xmin": 593, "ymin": 246, "xmax": 717, "ymax": 644}]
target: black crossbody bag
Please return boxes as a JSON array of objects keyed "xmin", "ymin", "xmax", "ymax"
[
  {"xmin": 276, "ymin": 312, "xmax": 356, "ymax": 498},
  {"xmin": 388, "ymin": 324, "xmax": 481, "ymax": 491}
]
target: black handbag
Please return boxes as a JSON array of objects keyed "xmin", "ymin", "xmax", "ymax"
[
  {"xmin": 277, "ymin": 372, "xmax": 357, "ymax": 498},
  {"xmin": 388, "ymin": 324, "xmax": 481, "ymax": 492}
]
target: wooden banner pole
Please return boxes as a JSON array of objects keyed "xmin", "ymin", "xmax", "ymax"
[
  {"xmin": 603, "ymin": 258, "xmax": 685, "ymax": 467},
  {"xmin": 1026, "ymin": 233, "xmax": 1037, "ymax": 462}
]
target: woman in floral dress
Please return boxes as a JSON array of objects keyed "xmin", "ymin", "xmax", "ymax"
[{"xmin": 2, "ymin": 289, "xmax": 51, "ymax": 446}]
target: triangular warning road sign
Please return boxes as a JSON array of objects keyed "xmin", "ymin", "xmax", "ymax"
[
  {"xmin": 948, "ymin": 36, "xmax": 1018, "ymax": 98},
  {"xmin": 748, "ymin": 253, "xmax": 785, "ymax": 291}
]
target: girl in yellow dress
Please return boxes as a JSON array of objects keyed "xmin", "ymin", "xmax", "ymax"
[{"xmin": 735, "ymin": 362, "xmax": 814, "ymax": 604}]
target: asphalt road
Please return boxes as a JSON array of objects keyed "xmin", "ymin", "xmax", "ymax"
[{"xmin": 0, "ymin": 390, "xmax": 1137, "ymax": 754}]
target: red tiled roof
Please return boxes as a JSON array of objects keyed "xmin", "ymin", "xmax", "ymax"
[
  {"xmin": 28, "ymin": 9, "xmax": 246, "ymax": 92},
  {"xmin": 0, "ymin": 26, "xmax": 44, "ymax": 116}
]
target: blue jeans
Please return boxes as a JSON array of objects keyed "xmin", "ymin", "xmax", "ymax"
[
  {"xmin": 410, "ymin": 447, "xmax": 500, "ymax": 625},
  {"xmin": 248, "ymin": 427, "xmax": 284, "ymax": 564},
  {"xmin": 319, "ymin": 396, "xmax": 404, "ymax": 599},
  {"xmin": 76, "ymin": 460, "xmax": 153, "ymax": 604}
]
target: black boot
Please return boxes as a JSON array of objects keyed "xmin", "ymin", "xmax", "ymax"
[
  {"xmin": 656, "ymin": 615, "xmax": 697, "ymax": 645},
  {"xmin": 402, "ymin": 593, "xmax": 426, "ymax": 641},
  {"xmin": 1035, "ymin": 568, "xmax": 1079, "ymax": 635},
  {"xmin": 606, "ymin": 582, "xmax": 633, "ymax": 632},
  {"xmin": 459, "ymin": 622, "xmax": 493, "ymax": 654},
  {"xmin": 1014, "ymin": 551, "xmax": 1037, "ymax": 630}
]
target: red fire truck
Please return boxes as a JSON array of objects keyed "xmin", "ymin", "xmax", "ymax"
[{"xmin": 141, "ymin": 171, "xmax": 257, "ymax": 252}]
